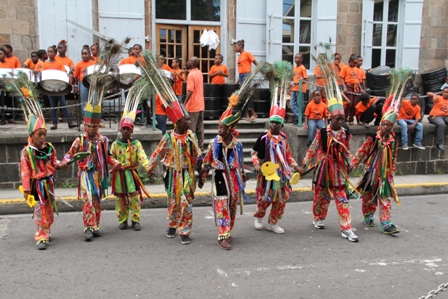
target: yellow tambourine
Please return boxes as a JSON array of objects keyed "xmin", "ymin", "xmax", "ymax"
[
  {"xmin": 261, "ymin": 162, "xmax": 280, "ymax": 181},
  {"xmin": 289, "ymin": 173, "xmax": 301, "ymax": 185},
  {"xmin": 18, "ymin": 185, "xmax": 37, "ymax": 208}
]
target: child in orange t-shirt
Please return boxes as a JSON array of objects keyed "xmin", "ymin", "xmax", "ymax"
[
  {"xmin": 291, "ymin": 53, "xmax": 308, "ymax": 125},
  {"xmin": 34, "ymin": 49, "xmax": 48, "ymax": 71},
  {"xmin": 331, "ymin": 52, "xmax": 345, "ymax": 88},
  {"xmin": 304, "ymin": 90, "xmax": 328, "ymax": 147},
  {"xmin": 171, "ymin": 58, "xmax": 185, "ymax": 101},
  {"xmin": 208, "ymin": 54, "xmax": 229, "ymax": 85},
  {"xmin": 2, "ymin": 44, "xmax": 21, "ymax": 68},
  {"xmin": 354, "ymin": 93, "xmax": 383, "ymax": 127},
  {"xmin": 340, "ymin": 54, "xmax": 360, "ymax": 125},
  {"xmin": 397, "ymin": 93, "xmax": 424, "ymax": 150},
  {"xmin": 235, "ymin": 39, "xmax": 258, "ymax": 121},
  {"xmin": 91, "ymin": 43, "xmax": 99, "ymax": 62},
  {"xmin": 23, "ymin": 51, "xmax": 39, "ymax": 70},
  {"xmin": 427, "ymin": 88, "xmax": 448, "ymax": 150},
  {"xmin": 42, "ymin": 45, "xmax": 77, "ymax": 130},
  {"xmin": 56, "ymin": 40, "xmax": 74, "ymax": 72},
  {"xmin": 74, "ymin": 46, "xmax": 95, "ymax": 115},
  {"xmin": 357, "ymin": 56, "xmax": 366, "ymax": 93}
]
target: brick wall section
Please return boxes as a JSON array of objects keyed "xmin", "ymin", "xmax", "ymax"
[
  {"xmin": 419, "ymin": 0, "xmax": 448, "ymax": 73},
  {"xmin": 0, "ymin": 0, "xmax": 38, "ymax": 62},
  {"xmin": 336, "ymin": 0, "xmax": 362, "ymax": 60}
]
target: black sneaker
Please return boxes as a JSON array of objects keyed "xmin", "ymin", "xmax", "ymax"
[
  {"xmin": 93, "ymin": 230, "xmax": 101, "ymax": 237},
  {"xmin": 37, "ymin": 241, "xmax": 47, "ymax": 250},
  {"xmin": 119, "ymin": 221, "xmax": 128, "ymax": 230},
  {"xmin": 84, "ymin": 228, "xmax": 93, "ymax": 241},
  {"xmin": 180, "ymin": 235, "xmax": 191, "ymax": 245},
  {"xmin": 132, "ymin": 221, "xmax": 141, "ymax": 231},
  {"xmin": 166, "ymin": 227, "xmax": 176, "ymax": 238},
  {"xmin": 382, "ymin": 224, "xmax": 400, "ymax": 235}
]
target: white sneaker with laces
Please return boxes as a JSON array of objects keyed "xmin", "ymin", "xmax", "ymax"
[
  {"xmin": 313, "ymin": 219, "xmax": 325, "ymax": 229},
  {"xmin": 266, "ymin": 223, "xmax": 285, "ymax": 234},
  {"xmin": 413, "ymin": 143, "xmax": 425, "ymax": 150},
  {"xmin": 254, "ymin": 217, "xmax": 264, "ymax": 230},
  {"xmin": 341, "ymin": 229, "xmax": 359, "ymax": 242}
]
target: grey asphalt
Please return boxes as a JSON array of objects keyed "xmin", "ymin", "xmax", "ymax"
[{"xmin": 0, "ymin": 194, "xmax": 447, "ymax": 298}]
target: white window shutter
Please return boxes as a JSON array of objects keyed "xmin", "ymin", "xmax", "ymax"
[
  {"xmin": 361, "ymin": 0, "xmax": 375, "ymax": 70},
  {"xmin": 314, "ymin": 0, "xmax": 337, "ymax": 52},
  {"xmin": 398, "ymin": 0, "xmax": 423, "ymax": 71},
  {"xmin": 265, "ymin": 0, "xmax": 282, "ymax": 63}
]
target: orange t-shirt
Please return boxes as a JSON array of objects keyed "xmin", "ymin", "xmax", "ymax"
[
  {"xmin": 429, "ymin": 95, "xmax": 448, "ymax": 117},
  {"xmin": 56, "ymin": 55, "xmax": 74, "ymax": 68},
  {"xmin": 0, "ymin": 59, "xmax": 16, "ymax": 68},
  {"xmin": 209, "ymin": 64, "xmax": 228, "ymax": 85},
  {"xmin": 355, "ymin": 98, "xmax": 376, "ymax": 119},
  {"xmin": 34, "ymin": 60, "xmax": 44, "ymax": 71},
  {"xmin": 185, "ymin": 68, "xmax": 204, "ymax": 112},
  {"xmin": 74, "ymin": 59, "xmax": 96, "ymax": 82},
  {"xmin": 155, "ymin": 94, "xmax": 167, "ymax": 115},
  {"xmin": 91, "ymin": 55, "xmax": 99, "ymax": 62},
  {"xmin": 161, "ymin": 64, "xmax": 172, "ymax": 72},
  {"xmin": 357, "ymin": 67, "xmax": 366, "ymax": 82},
  {"xmin": 5, "ymin": 56, "xmax": 20, "ymax": 68},
  {"xmin": 237, "ymin": 51, "xmax": 255, "ymax": 74},
  {"xmin": 172, "ymin": 68, "xmax": 185, "ymax": 95},
  {"xmin": 331, "ymin": 62, "xmax": 345, "ymax": 85},
  {"xmin": 314, "ymin": 65, "xmax": 326, "ymax": 87},
  {"xmin": 23, "ymin": 59, "xmax": 36, "ymax": 70},
  {"xmin": 120, "ymin": 56, "xmax": 146, "ymax": 66},
  {"xmin": 41, "ymin": 60, "xmax": 66, "ymax": 71},
  {"xmin": 119, "ymin": 57, "xmax": 131, "ymax": 65},
  {"xmin": 398, "ymin": 100, "xmax": 421, "ymax": 120},
  {"xmin": 305, "ymin": 101, "xmax": 328, "ymax": 120},
  {"xmin": 339, "ymin": 65, "xmax": 359, "ymax": 85},
  {"xmin": 291, "ymin": 64, "xmax": 307, "ymax": 92}
]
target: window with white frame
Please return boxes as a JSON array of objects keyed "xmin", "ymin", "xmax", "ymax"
[{"xmin": 281, "ymin": 0, "xmax": 313, "ymax": 69}]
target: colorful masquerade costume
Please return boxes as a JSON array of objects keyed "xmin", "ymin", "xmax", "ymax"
[
  {"xmin": 351, "ymin": 69, "xmax": 409, "ymax": 234},
  {"xmin": 64, "ymin": 133, "xmax": 118, "ymax": 233},
  {"xmin": 302, "ymin": 125, "xmax": 353, "ymax": 231},
  {"xmin": 252, "ymin": 129, "xmax": 298, "ymax": 224},
  {"xmin": 7, "ymin": 72, "xmax": 59, "ymax": 249},
  {"xmin": 352, "ymin": 131, "xmax": 399, "ymax": 231},
  {"xmin": 147, "ymin": 129, "xmax": 202, "ymax": 236},
  {"xmin": 111, "ymin": 85, "xmax": 151, "ymax": 227}
]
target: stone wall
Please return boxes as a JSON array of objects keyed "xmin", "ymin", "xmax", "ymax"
[
  {"xmin": 0, "ymin": 0, "xmax": 38, "ymax": 62},
  {"xmin": 283, "ymin": 122, "xmax": 448, "ymax": 176},
  {"xmin": 0, "ymin": 128, "xmax": 163, "ymax": 189},
  {"xmin": 336, "ymin": 0, "xmax": 362, "ymax": 59},
  {"xmin": 419, "ymin": 0, "xmax": 448, "ymax": 72}
]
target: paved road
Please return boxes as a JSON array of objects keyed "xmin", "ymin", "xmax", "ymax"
[{"xmin": 1, "ymin": 194, "xmax": 447, "ymax": 299}]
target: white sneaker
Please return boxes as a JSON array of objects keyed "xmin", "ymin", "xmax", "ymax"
[
  {"xmin": 413, "ymin": 143, "xmax": 425, "ymax": 150},
  {"xmin": 341, "ymin": 229, "xmax": 359, "ymax": 242},
  {"xmin": 402, "ymin": 144, "xmax": 409, "ymax": 150},
  {"xmin": 313, "ymin": 219, "xmax": 325, "ymax": 229},
  {"xmin": 266, "ymin": 223, "xmax": 285, "ymax": 234},
  {"xmin": 254, "ymin": 217, "xmax": 264, "ymax": 230}
]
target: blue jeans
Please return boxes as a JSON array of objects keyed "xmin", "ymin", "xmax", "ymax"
[
  {"xmin": 397, "ymin": 119, "xmax": 423, "ymax": 146},
  {"xmin": 291, "ymin": 91, "xmax": 304, "ymax": 122},
  {"xmin": 156, "ymin": 114, "xmax": 167, "ymax": 135},
  {"xmin": 239, "ymin": 73, "xmax": 253, "ymax": 111},
  {"xmin": 48, "ymin": 95, "xmax": 72, "ymax": 126},
  {"xmin": 79, "ymin": 82, "xmax": 89, "ymax": 117},
  {"xmin": 307, "ymin": 119, "xmax": 325, "ymax": 147}
]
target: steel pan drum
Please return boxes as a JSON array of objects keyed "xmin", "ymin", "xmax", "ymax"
[
  {"xmin": 37, "ymin": 70, "xmax": 71, "ymax": 96},
  {"xmin": 14, "ymin": 68, "xmax": 35, "ymax": 82},
  {"xmin": 82, "ymin": 65, "xmax": 117, "ymax": 89},
  {"xmin": 159, "ymin": 69, "xmax": 174, "ymax": 84},
  {"xmin": 118, "ymin": 64, "xmax": 143, "ymax": 89},
  {"xmin": 0, "ymin": 68, "xmax": 14, "ymax": 82}
]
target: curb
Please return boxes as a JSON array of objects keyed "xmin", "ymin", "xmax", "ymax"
[{"xmin": 1, "ymin": 182, "xmax": 447, "ymax": 215}]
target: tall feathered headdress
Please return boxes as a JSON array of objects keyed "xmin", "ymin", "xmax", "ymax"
[
  {"xmin": 85, "ymin": 38, "xmax": 131, "ymax": 125},
  {"xmin": 312, "ymin": 40, "xmax": 346, "ymax": 117},
  {"xmin": 220, "ymin": 62, "xmax": 268, "ymax": 129},
  {"xmin": 3, "ymin": 73, "xmax": 44, "ymax": 135},
  {"xmin": 120, "ymin": 78, "xmax": 150, "ymax": 132},
  {"xmin": 381, "ymin": 68, "xmax": 413, "ymax": 124},
  {"xmin": 137, "ymin": 51, "xmax": 187, "ymax": 124},
  {"xmin": 263, "ymin": 61, "xmax": 294, "ymax": 124}
]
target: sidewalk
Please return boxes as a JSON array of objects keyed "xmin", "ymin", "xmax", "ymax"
[{"xmin": 1, "ymin": 174, "xmax": 447, "ymax": 215}]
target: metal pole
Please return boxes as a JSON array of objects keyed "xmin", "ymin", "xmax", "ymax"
[{"xmin": 298, "ymin": 79, "xmax": 303, "ymax": 127}]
